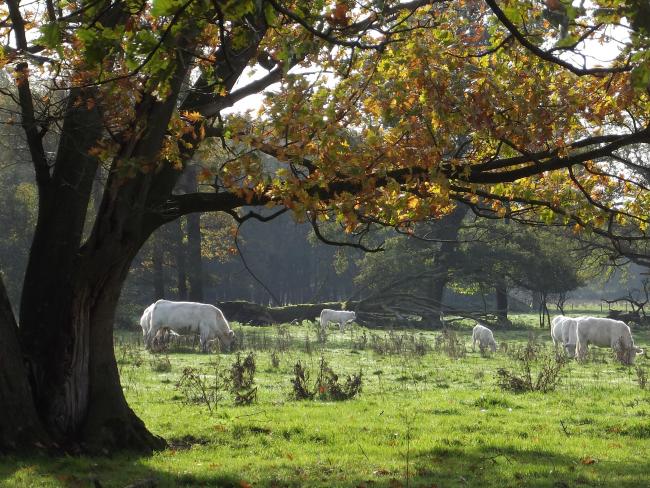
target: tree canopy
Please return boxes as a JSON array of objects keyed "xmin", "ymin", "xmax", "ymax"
[{"xmin": 2, "ymin": 0, "xmax": 649, "ymax": 246}]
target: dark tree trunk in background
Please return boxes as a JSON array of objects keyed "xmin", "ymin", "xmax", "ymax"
[
  {"xmin": 427, "ymin": 204, "xmax": 469, "ymax": 327},
  {"xmin": 187, "ymin": 212, "xmax": 204, "ymax": 301},
  {"xmin": 0, "ymin": 275, "xmax": 51, "ymax": 452},
  {"xmin": 178, "ymin": 164, "xmax": 203, "ymax": 302},
  {"xmin": 495, "ymin": 284, "xmax": 509, "ymax": 324},
  {"xmin": 173, "ymin": 218, "xmax": 188, "ymax": 300},
  {"xmin": 152, "ymin": 233, "xmax": 166, "ymax": 299}
]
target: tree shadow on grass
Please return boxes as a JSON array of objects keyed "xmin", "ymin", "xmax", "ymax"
[{"xmin": 1, "ymin": 443, "xmax": 650, "ymax": 487}]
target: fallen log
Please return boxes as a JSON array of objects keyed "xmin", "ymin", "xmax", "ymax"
[{"xmin": 217, "ymin": 301, "xmax": 349, "ymax": 325}]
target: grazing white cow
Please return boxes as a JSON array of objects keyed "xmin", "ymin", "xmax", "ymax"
[
  {"xmin": 320, "ymin": 309, "xmax": 356, "ymax": 331},
  {"xmin": 551, "ymin": 315, "xmax": 580, "ymax": 356},
  {"xmin": 551, "ymin": 315, "xmax": 567, "ymax": 347},
  {"xmin": 576, "ymin": 316, "xmax": 643, "ymax": 364},
  {"xmin": 472, "ymin": 323, "xmax": 497, "ymax": 353},
  {"xmin": 144, "ymin": 300, "xmax": 235, "ymax": 352},
  {"xmin": 560, "ymin": 317, "xmax": 580, "ymax": 357},
  {"xmin": 139, "ymin": 303, "xmax": 155, "ymax": 343}
]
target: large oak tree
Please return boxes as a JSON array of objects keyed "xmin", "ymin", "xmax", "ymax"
[{"xmin": 0, "ymin": 0, "xmax": 648, "ymax": 453}]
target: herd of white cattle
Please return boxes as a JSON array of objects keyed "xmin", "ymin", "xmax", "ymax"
[
  {"xmin": 138, "ymin": 300, "xmax": 644, "ymax": 364},
  {"xmin": 474, "ymin": 315, "xmax": 644, "ymax": 364}
]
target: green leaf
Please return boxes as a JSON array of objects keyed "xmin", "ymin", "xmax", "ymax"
[
  {"xmin": 151, "ymin": 0, "xmax": 181, "ymax": 17},
  {"xmin": 39, "ymin": 23, "xmax": 61, "ymax": 48},
  {"xmin": 631, "ymin": 63, "xmax": 650, "ymax": 91}
]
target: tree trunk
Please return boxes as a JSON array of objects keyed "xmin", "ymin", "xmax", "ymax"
[
  {"xmin": 0, "ymin": 275, "xmax": 51, "ymax": 452},
  {"xmin": 186, "ymin": 212, "xmax": 204, "ymax": 301},
  {"xmin": 18, "ymin": 88, "xmax": 103, "ymax": 443},
  {"xmin": 78, "ymin": 253, "xmax": 165, "ymax": 452},
  {"xmin": 182, "ymin": 166, "xmax": 203, "ymax": 302},
  {"xmin": 495, "ymin": 284, "xmax": 509, "ymax": 324},
  {"xmin": 152, "ymin": 233, "xmax": 166, "ymax": 299},
  {"xmin": 173, "ymin": 219, "xmax": 188, "ymax": 300},
  {"xmin": 427, "ymin": 204, "xmax": 469, "ymax": 328}
]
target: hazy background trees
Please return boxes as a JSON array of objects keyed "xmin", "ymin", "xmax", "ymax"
[{"xmin": 1, "ymin": 139, "xmax": 646, "ymax": 329}]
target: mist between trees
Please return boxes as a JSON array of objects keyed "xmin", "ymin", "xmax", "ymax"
[{"xmin": 1, "ymin": 150, "xmax": 646, "ymax": 331}]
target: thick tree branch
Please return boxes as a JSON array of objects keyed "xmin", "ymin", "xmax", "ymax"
[
  {"xmin": 7, "ymin": 0, "xmax": 49, "ymax": 185},
  {"xmin": 485, "ymin": 0, "xmax": 630, "ymax": 76}
]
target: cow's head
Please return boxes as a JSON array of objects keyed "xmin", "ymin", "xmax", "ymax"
[
  {"xmin": 619, "ymin": 345, "xmax": 644, "ymax": 365},
  {"xmin": 220, "ymin": 329, "xmax": 235, "ymax": 348}
]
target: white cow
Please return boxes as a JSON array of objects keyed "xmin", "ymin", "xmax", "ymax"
[
  {"xmin": 576, "ymin": 316, "xmax": 643, "ymax": 364},
  {"xmin": 551, "ymin": 315, "xmax": 567, "ymax": 347},
  {"xmin": 551, "ymin": 315, "xmax": 579, "ymax": 356},
  {"xmin": 144, "ymin": 300, "xmax": 235, "ymax": 352},
  {"xmin": 472, "ymin": 323, "xmax": 497, "ymax": 353},
  {"xmin": 139, "ymin": 303, "xmax": 155, "ymax": 343},
  {"xmin": 320, "ymin": 309, "xmax": 356, "ymax": 331}
]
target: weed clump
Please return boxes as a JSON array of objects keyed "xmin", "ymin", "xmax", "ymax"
[
  {"xmin": 230, "ymin": 352, "xmax": 257, "ymax": 406},
  {"xmin": 497, "ymin": 344, "xmax": 568, "ymax": 393},
  {"xmin": 270, "ymin": 350, "xmax": 281, "ymax": 369},
  {"xmin": 291, "ymin": 360, "xmax": 315, "ymax": 400},
  {"xmin": 291, "ymin": 356, "xmax": 362, "ymax": 401},
  {"xmin": 175, "ymin": 367, "xmax": 223, "ymax": 413},
  {"xmin": 150, "ymin": 353, "xmax": 172, "ymax": 373},
  {"xmin": 636, "ymin": 366, "xmax": 648, "ymax": 389},
  {"xmin": 175, "ymin": 353, "xmax": 257, "ymax": 410},
  {"xmin": 434, "ymin": 330, "xmax": 466, "ymax": 359}
]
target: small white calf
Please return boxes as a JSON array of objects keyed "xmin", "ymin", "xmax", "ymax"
[
  {"xmin": 472, "ymin": 323, "xmax": 497, "ymax": 353},
  {"xmin": 576, "ymin": 317, "xmax": 643, "ymax": 364},
  {"xmin": 320, "ymin": 309, "xmax": 356, "ymax": 331},
  {"xmin": 145, "ymin": 300, "xmax": 235, "ymax": 352}
]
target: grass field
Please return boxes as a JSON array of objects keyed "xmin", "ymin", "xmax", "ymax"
[{"xmin": 2, "ymin": 317, "xmax": 650, "ymax": 488}]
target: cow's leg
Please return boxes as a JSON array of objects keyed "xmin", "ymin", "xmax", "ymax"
[{"xmin": 198, "ymin": 323, "xmax": 209, "ymax": 353}]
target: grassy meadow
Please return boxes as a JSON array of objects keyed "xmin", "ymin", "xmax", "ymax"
[{"xmin": 2, "ymin": 314, "xmax": 650, "ymax": 487}]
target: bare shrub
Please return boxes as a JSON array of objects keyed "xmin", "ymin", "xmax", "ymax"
[
  {"xmin": 150, "ymin": 353, "xmax": 172, "ymax": 373},
  {"xmin": 176, "ymin": 368, "xmax": 219, "ymax": 413},
  {"xmin": 434, "ymin": 329, "xmax": 466, "ymax": 359},
  {"xmin": 291, "ymin": 360, "xmax": 315, "ymax": 400},
  {"xmin": 478, "ymin": 342, "xmax": 492, "ymax": 358},
  {"xmin": 275, "ymin": 326, "xmax": 292, "ymax": 352},
  {"xmin": 116, "ymin": 342, "xmax": 143, "ymax": 369},
  {"xmin": 230, "ymin": 352, "xmax": 257, "ymax": 406},
  {"xmin": 497, "ymin": 348, "xmax": 568, "ymax": 393},
  {"xmin": 304, "ymin": 333, "xmax": 313, "ymax": 355},
  {"xmin": 636, "ymin": 366, "xmax": 648, "ymax": 389},
  {"xmin": 116, "ymin": 342, "xmax": 143, "ymax": 392},
  {"xmin": 369, "ymin": 332, "xmax": 388, "ymax": 355},
  {"xmin": 316, "ymin": 356, "xmax": 363, "ymax": 401},
  {"xmin": 506, "ymin": 337, "xmax": 540, "ymax": 362},
  {"xmin": 316, "ymin": 325, "xmax": 328, "ymax": 345},
  {"xmin": 174, "ymin": 358, "xmax": 228, "ymax": 412},
  {"xmin": 409, "ymin": 333, "xmax": 430, "ymax": 356},
  {"xmin": 352, "ymin": 330, "xmax": 368, "ymax": 350},
  {"xmin": 291, "ymin": 356, "xmax": 362, "ymax": 401},
  {"xmin": 270, "ymin": 350, "xmax": 280, "ymax": 369}
]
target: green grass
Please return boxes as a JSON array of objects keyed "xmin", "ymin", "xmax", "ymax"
[{"xmin": 2, "ymin": 320, "xmax": 650, "ymax": 487}]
